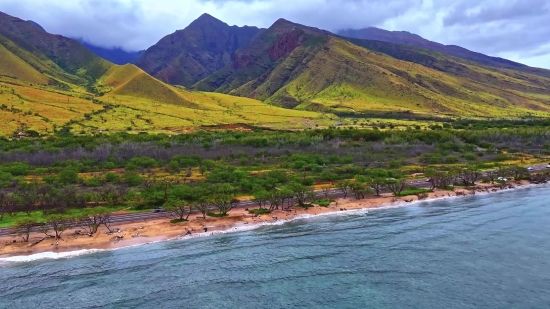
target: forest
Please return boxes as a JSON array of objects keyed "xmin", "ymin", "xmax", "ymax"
[{"xmin": 1, "ymin": 122, "xmax": 550, "ymax": 240}]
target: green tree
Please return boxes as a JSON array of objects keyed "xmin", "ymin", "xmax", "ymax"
[
  {"xmin": 58, "ymin": 167, "xmax": 79, "ymax": 184},
  {"xmin": 124, "ymin": 171, "xmax": 143, "ymax": 186},
  {"xmin": 11, "ymin": 217, "xmax": 38, "ymax": 242},
  {"xmin": 43, "ymin": 215, "xmax": 74, "ymax": 239},
  {"xmin": 335, "ymin": 180, "xmax": 352, "ymax": 198},
  {"xmin": 164, "ymin": 199, "xmax": 192, "ymax": 221}
]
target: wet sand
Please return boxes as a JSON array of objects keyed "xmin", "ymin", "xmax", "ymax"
[{"xmin": 0, "ymin": 181, "xmax": 532, "ymax": 257}]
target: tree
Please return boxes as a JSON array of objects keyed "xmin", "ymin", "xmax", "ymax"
[
  {"xmin": 14, "ymin": 184, "xmax": 39, "ymax": 215},
  {"xmin": 455, "ymin": 165, "xmax": 481, "ymax": 186},
  {"xmin": 386, "ymin": 179, "xmax": 407, "ymax": 196},
  {"xmin": 335, "ymin": 180, "xmax": 352, "ymax": 198},
  {"xmin": 486, "ymin": 170, "xmax": 499, "ymax": 184},
  {"xmin": 252, "ymin": 190, "xmax": 270, "ymax": 209},
  {"xmin": 96, "ymin": 209, "xmax": 113, "ymax": 233},
  {"xmin": 194, "ymin": 200, "xmax": 210, "ymax": 219},
  {"xmin": 124, "ymin": 171, "xmax": 143, "ymax": 186},
  {"xmin": 320, "ymin": 184, "xmax": 332, "ymax": 199},
  {"xmin": 58, "ymin": 167, "xmax": 79, "ymax": 184},
  {"xmin": 44, "ymin": 215, "xmax": 74, "ymax": 239},
  {"xmin": 508, "ymin": 166, "xmax": 530, "ymax": 180},
  {"xmin": 11, "ymin": 218, "xmax": 38, "ymax": 242},
  {"xmin": 164, "ymin": 199, "xmax": 192, "ymax": 221},
  {"xmin": 212, "ymin": 194, "xmax": 237, "ymax": 216},
  {"xmin": 351, "ymin": 182, "xmax": 371, "ymax": 200},
  {"xmin": 289, "ymin": 183, "xmax": 315, "ymax": 206},
  {"xmin": 77, "ymin": 208, "xmax": 106, "ymax": 236},
  {"xmin": 0, "ymin": 191, "xmax": 11, "ymax": 220},
  {"xmin": 370, "ymin": 178, "xmax": 386, "ymax": 196},
  {"xmin": 267, "ymin": 190, "xmax": 288, "ymax": 211}
]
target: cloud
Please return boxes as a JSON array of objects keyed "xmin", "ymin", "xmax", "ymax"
[{"xmin": 0, "ymin": 0, "xmax": 549, "ymax": 69}]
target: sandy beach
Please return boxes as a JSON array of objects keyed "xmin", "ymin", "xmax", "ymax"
[{"xmin": 0, "ymin": 181, "xmax": 534, "ymax": 257}]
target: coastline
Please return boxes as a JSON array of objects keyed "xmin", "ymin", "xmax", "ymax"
[{"xmin": 0, "ymin": 180, "xmax": 540, "ymax": 260}]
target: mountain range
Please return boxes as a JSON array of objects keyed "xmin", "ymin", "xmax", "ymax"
[{"xmin": 0, "ymin": 10, "xmax": 549, "ymax": 136}]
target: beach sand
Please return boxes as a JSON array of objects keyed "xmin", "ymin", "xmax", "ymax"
[{"xmin": 0, "ymin": 181, "xmax": 531, "ymax": 257}]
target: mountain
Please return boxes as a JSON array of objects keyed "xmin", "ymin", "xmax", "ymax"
[
  {"xmin": 0, "ymin": 11, "xmax": 318, "ymax": 136},
  {"xmin": 26, "ymin": 20, "xmax": 45, "ymax": 31},
  {"xmin": 0, "ymin": 11, "xmax": 112, "ymax": 87},
  {"xmin": 78, "ymin": 40, "xmax": 144, "ymax": 65},
  {"xmin": 136, "ymin": 13, "xmax": 263, "ymax": 87},
  {"xmin": 193, "ymin": 18, "xmax": 550, "ymax": 117},
  {"xmin": 337, "ymin": 27, "xmax": 550, "ymax": 79}
]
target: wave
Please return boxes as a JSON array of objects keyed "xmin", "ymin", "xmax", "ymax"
[
  {"xmin": 0, "ymin": 249, "xmax": 105, "ymax": 263},
  {"xmin": 2, "ymin": 182, "xmax": 546, "ymax": 264}
]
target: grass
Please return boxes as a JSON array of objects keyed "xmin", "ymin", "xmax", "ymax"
[
  {"xmin": 395, "ymin": 188, "xmax": 433, "ymax": 197},
  {"xmin": 206, "ymin": 212, "xmax": 228, "ymax": 218},
  {"xmin": 1, "ymin": 20, "xmax": 550, "ymax": 137},
  {"xmin": 313, "ymin": 200, "xmax": 332, "ymax": 207},
  {"xmin": 0, "ymin": 205, "xmax": 128, "ymax": 228},
  {"xmin": 170, "ymin": 218, "xmax": 188, "ymax": 224},
  {"xmin": 248, "ymin": 209, "xmax": 271, "ymax": 215}
]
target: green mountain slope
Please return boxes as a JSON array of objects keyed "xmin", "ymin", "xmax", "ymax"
[
  {"xmin": 193, "ymin": 19, "xmax": 550, "ymax": 117},
  {"xmin": 0, "ymin": 11, "xmax": 113, "ymax": 87},
  {"xmin": 338, "ymin": 27, "xmax": 550, "ymax": 79},
  {"xmin": 0, "ymin": 11, "xmax": 322, "ymax": 136}
]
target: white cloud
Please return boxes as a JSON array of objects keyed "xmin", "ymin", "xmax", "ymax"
[{"xmin": 0, "ymin": 0, "xmax": 549, "ymax": 69}]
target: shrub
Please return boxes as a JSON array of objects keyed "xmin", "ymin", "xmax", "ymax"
[
  {"xmin": 170, "ymin": 219, "xmax": 187, "ymax": 224},
  {"xmin": 58, "ymin": 168, "xmax": 79, "ymax": 184},
  {"xmin": 104, "ymin": 172, "xmax": 120, "ymax": 183},
  {"xmin": 463, "ymin": 153, "xmax": 477, "ymax": 161},
  {"xmin": 315, "ymin": 200, "xmax": 332, "ymax": 207},
  {"xmin": 85, "ymin": 177, "xmax": 102, "ymax": 187},
  {"xmin": 207, "ymin": 212, "xmax": 228, "ymax": 217},
  {"xmin": 124, "ymin": 171, "xmax": 143, "ymax": 187},
  {"xmin": 248, "ymin": 209, "xmax": 271, "ymax": 215},
  {"xmin": 495, "ymin": 153, "xmax": 509, "ymax": 161},
  {"xmin": 395, "ymin": 189, "xmax": 432, "ymax": 196}
]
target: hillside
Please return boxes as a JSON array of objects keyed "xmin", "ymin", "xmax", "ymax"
[
  {"xmin": 337, "ymin": 27, "xmax": 550, "ymax": 79},
  {"xmin": 0, "ymin": 11, "xmax": 323, "ymax": 136},
  {"xmin": 0, "ymin": 12, "xmax": 113, "ymax": 87},
  {"xmin": 136, "ymin": 13, "xmax": 263, "ymax": 87},
  {"xmin": 191, "ymin": 19, "xmax": 550, "ymax": 117}
]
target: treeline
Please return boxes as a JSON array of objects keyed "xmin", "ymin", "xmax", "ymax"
[{"xmin": 0, "ymin": 127, "xmax": 549, "ymax": 169}]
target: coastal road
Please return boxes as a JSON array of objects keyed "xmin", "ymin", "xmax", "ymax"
[{"xmin": 1, "ymin": 163, "xmax": 548, "ymax": 237}]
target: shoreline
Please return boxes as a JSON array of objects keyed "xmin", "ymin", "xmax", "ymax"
[{"xmin": 0, "ymin": 180, "xmax": 542, "ymax": 260}]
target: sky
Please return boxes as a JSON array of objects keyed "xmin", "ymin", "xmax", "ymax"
[{"xmin": 0, "ymin": 0, "xmax": 548, "ymax": 69}]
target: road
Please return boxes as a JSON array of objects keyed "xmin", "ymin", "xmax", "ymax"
[{"xmin": 1, "ymin": 163, "xmax": 548, "ymax": 237}]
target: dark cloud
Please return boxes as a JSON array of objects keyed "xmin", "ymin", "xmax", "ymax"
[{"xmin": 0, "ymin": 0, "xmax": 548, "ymax": 68}]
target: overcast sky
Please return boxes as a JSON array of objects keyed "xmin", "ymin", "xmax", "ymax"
[{"xmin": 0, "ymin": 0, "xmax": 548, "ymax": 69}]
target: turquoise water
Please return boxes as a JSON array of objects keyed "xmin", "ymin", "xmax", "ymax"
[{"xmin": 2, "ymin": 185, "xmax": 550, "ymax": 308}]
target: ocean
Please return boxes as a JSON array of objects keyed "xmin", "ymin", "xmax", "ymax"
[{"xmin": 1, "ymin": 185, "xmax": 550, "ymax": 308}]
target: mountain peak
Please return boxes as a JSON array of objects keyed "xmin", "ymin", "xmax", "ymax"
[
  {"xmin": 190, "ymin": 13, "xmax": 225, "ymax": 27},
  {"xmin": 273, "ymin": 18, "xmax": 295, "ymax": 27}
]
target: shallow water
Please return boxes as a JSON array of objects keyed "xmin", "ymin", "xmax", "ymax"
[{"xmin": 2, "ymin": 185, "xmax": 550, "ymax": 309}]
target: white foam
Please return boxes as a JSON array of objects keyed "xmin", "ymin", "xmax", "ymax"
[
  {"xmin": 0, "ymin": 249, "xmax": 105, "ymax": 263},
  {"xmin": 2, "ymin": 182, "xmax": 545, "ymax": 264}
]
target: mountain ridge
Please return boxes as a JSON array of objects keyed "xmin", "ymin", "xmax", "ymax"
[
  {"xmin": 136, "ymin": 13, "xmax": 264, "ymax": 87},
  {"xmin": 337, "ymin": 27, "xmax": 550, "ymax": 78}
]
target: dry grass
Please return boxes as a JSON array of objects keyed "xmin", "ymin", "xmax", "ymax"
[{"xmin": 0, "ymin": 44, "xmax": 49, "ymax": 84}]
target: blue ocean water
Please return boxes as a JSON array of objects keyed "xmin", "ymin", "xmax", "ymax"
[{"xmin": 1, "ymin": 185, "xmax": 550, "ymax": 309}]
